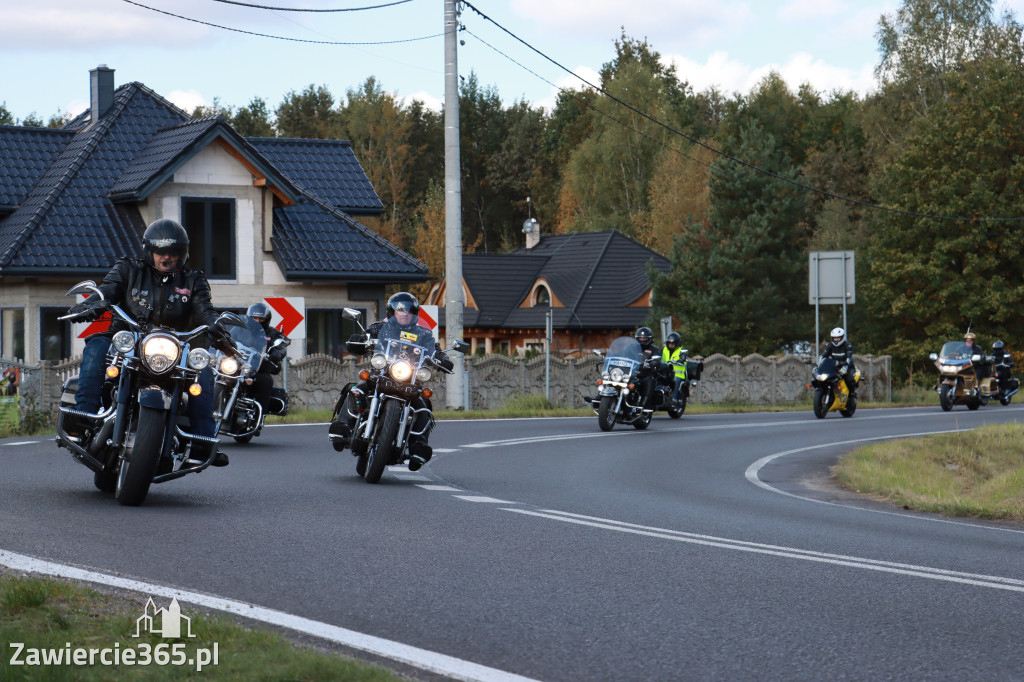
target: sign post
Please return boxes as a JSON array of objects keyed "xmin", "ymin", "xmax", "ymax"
[{"xmin": 809, "ymin": 251, "xmax": 855, "ymax": 354}]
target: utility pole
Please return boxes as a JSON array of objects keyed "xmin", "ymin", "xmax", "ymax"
[{"xmin": 444, "ymin": 0, "xmax": 465, "ymax": 408}]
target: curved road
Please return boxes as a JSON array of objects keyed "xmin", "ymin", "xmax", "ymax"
[{"xmin": 3, "ymin": 405, "xmax": 1024, "ymax": 680}]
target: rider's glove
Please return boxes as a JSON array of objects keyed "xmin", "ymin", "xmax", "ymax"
[
  {"xmin": 346, "ymin": 334, "xmax": 370, "ymax": 355},
  {"xmin": 435, "ymin": 351, "xmax": 454, "ymax": 372},
  {"xmin": 268, "ymin": 346, "xmax": 287, "ymax": 364},
  {"xmin": 264, "ymin": 359, "xmax": 281, "ymax": 375},
  {"xmin": 67, "ymin": 299, "xmax": 108, "ymax": 322}
]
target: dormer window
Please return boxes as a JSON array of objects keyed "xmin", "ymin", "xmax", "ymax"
[{"xmin": 533, "ymin": 285, "xmax": 551, "ymax": 307}]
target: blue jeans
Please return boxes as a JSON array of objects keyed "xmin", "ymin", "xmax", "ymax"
[
  {"xmin": 671, "ymin": 376, "xmax": 684, "ymax": 400},
  {"xmin": 76, "ymin": 335, "xmax": 215, "ymax": 438}
]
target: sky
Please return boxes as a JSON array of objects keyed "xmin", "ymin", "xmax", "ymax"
[{"xmin": 3, "ymin": 0, "xmax": 1024, "ymax": 123}]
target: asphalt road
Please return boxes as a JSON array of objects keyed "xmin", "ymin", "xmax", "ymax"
[{"xmin": 3, "ymin": 405, "xmax": 1024, "ymax": 681}]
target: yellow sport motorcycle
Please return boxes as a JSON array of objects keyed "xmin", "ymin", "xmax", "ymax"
[{"xmin": 810, "ymin": 356, "xmax": 861, "ymax": 418}]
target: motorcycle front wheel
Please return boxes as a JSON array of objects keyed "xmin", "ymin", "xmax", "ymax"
[
  {"xmin": 115, "ymin": 406, "xmax": 164, "ymax": 506},
  {"xmin": 812, "ymin": 387, "xmax": 829, "ymax": 419},
  {"xmin": 364, "ymin": 400, "xmax": 402, "ymax": 484},
  {"xmin": 840, "ymin": 394, "xmax": 857, "ymax": 417},
  {"xmin": 597, "ymin": 395, "xmax": 616, "ymax": 431},
  {"xmin": 939, "ymin": 386, "xmax": 954, "ymax": 411}
]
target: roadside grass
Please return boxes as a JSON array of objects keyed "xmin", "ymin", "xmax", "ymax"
[
  {"xmin": 833, "ymin": 422, "xmax": 1024, "ymax": 523},
  {"xmin": 0, "ymin": 574, "xmax": 401, "ymax": 681}
]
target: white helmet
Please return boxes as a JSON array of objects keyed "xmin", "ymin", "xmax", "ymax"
[{"xmin": 830, "ymin": 327, "xmax": 846, "ymax": 346}]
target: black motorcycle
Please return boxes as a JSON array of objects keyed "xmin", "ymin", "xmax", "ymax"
[
  {"xmin": 993, "ymin": 356, "xmax": 1020, "ymax": 406},
  {"xmin": 585, "ymin": 336, "xmax": 656, "ymax": 431},
  {"xmin": 650, "ymin": 351, "xmax": 702, "ymax": 419},
  {"xmin": 211, "ymin": 315, "xmax": 290, "ymax": 443},
  {"xmin": 56, "ymin": 281, "xmax": 244, "ymax": 506},
  {"xmin": 329, "ymin": 308, "xmax": 468, "ymax": 484}
]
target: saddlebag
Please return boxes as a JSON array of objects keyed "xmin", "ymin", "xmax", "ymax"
[{"xmin": 686, "ymin": 359, "xmax": 704, "ymax": 381}]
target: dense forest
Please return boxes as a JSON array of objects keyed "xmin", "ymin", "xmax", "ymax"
[{"xmin": 6, "ymin": 0, "xmax": 1024, "ymax": 383}]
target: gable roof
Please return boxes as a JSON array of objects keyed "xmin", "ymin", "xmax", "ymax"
[
  {"xmin": 454, "ymin": 230, "xmax": 671, "ymax": 330},
  {"xmin": 247, "ymin": 138, "xmax": 384, "ymax": 216},
  {"xmin": 0, "ymin": 76, "xmax": 423, "ymax": 283}
]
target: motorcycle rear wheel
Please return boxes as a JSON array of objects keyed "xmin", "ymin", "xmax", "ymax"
[
  {"xmin": 597, "ymin": 396, "xmax": 616, "ymax": 432},
  {"xmin": 812, "ymin": 387, "xmax": 829, "ymax": 419},
  {"xmin": 668, "ymin": 396, "xmax": 686, "ymax": 419},
  {"xmin": 633, "ymin": 411, "xmax": 652, "ymax": 430},
  {"xmin": 115, "ymin": 406, "xmax": 164, "ymax": 506},
  {"xmin": 364, "ymin": 400, "xmax": 402, "ymax": 484},
  {"xmin": 233, "ymin": 434, "xmax": 254, "ymax": 444},
  {"xmin": 93, "ymin": 469, "xmax": 116, "ymax": 493}
]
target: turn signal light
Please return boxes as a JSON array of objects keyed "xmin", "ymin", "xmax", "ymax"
[
  {"xmin": 188, "ymin": 383, "xmax": 202, "ymax": 396},
  {"xmin": 105, "ymin": 366, "xmax": 119, "ymax": 379},
  {"xmin": 359, "ymin": 369, "xmax": 371, "ymax": 381},
  {"xmin": 422, "ymin": 387, "xmax": 433, "ymax": 398},
  {"xmin": 628, "ymin": 382, "xmax": 635, "ymax": 390},
  {"xmin": 596, "ymin": 379, "xmax": 603, "ymax": 386}
]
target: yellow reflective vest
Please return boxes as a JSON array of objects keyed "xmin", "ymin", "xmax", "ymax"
[{"xmin": 661, "ymin": 345, "xmax": 687, "ymax": 380}]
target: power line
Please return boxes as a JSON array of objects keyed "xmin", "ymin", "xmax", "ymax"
[
  {"xmin": 461, "ymin": 0, "xmax": 1024, "ymax": 224},
  {"xmin": 121, "ymin": 0, "xmax": 441, "ymax": 45},
  {"xmin": 206, "ymin": 0, "xmax": 413, "ymax": 11}
]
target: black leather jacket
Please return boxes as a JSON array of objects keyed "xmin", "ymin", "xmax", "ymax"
[
  {"xmin": 257, "ymin": 324, "xmax": 287, "ymax": 375},
  {"xmin": 84, "ymin": 257, "xmax": 218, "ymax": 335},
  {"xmin": 822, "ymin": 340, "xmax": 854, "ymax": 368}
]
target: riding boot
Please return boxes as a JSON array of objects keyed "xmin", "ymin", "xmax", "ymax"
[
  {"xmin": 407, "ymin": 435, "xmax": 433, "ymax": 471},
  {"xmin": 329, "ymin": 420, "xmax": 352, "ymax": 452}
]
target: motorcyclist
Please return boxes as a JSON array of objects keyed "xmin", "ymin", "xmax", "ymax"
[
  {"xmin": 820, "ymin": 327, "xmax": 858, "ymax": 397},
  {"xmin": 661, "ymin": 332, "xmax": 687, "ymax": 401},
  {"xmin": 964, "ymin": 332, "xmax": 987, "ymax": 383},
  {"xmin": 247, "ymin": 302, "xmax": 288, "ymax": 425},
  {"xmin": 329, "ymin": 292, "xmax": 453, "ymax": 471},
  {"xmin": 65, "ymin": 218, "xmax": 230, "ymax": 466},
  {"xmin": 991, "ymin": 340, "xmax": 1015, "ymax": 393},
  {"xmin": 635, "ymin": 327, "xmax": 659, "ymax": 410}
]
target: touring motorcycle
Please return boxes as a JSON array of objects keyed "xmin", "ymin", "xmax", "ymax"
[
  {"xmin": 992, "ymin": 354, "xmax": 1020, "ymax": 406},
  {"xmin": 652, "ymin": 351, "xmax": 703, "ymax": 418},
  {"xmin": 329, "ymin": 308, "xmax": 468, "ymax": 484},
  {"xmin": 585, "ymin": 336, "xmax": 658, "ymax": 431},
  {"xmin": 930, "ymin": 341, "xmax": 996, "ymax": 411},
  {"xmin": 210, "ymin": 315, "xmax": 290, "ymax": 443},
  {"xmin": 56, "ymin": 281, "xmax": 243, "ymax": 505},
  {"xmin": 809, "ymin": 356, "xmax": 861, "ymax": 418}
]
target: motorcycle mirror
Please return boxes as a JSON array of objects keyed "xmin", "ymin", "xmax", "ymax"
[
  {"xmin": 217, "ymin": 312, "xmax": 247, "ymax": 328},
  {"xmin": 972, "ymin": 354, "xmax": 981, "ymax": 362},
  {"xmin": 452, "ymin": 340, "xmax": 470, "ymax": 353},
  {"xmin": 342, "ymin": 308, "xmax": 362, "ymax": 321},
  {"xmin": 929, "ymin": 353, "xmax": 938, "ymax": 361},
  {"xmin": 65, "ymin": 280, "xmax": 103, "ymax": 299}
]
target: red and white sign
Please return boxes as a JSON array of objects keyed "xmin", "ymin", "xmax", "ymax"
[
  {"xmin": 264, "ymin": 296, "xmax": 305, "ymax": 338},
  {"xmin": 75, "ymin": 294, "xmax": 111, "ymax": 338},
  {"xmin": 418, "ymin": 304, "xmax": 439, "ymax": 341}
]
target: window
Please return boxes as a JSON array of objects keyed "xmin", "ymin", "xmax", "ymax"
[
  {"xmin": 1, "ymin": 308, "xmax": 25, "ymax": 360},
  {"xmin": 533, "ymin": 285, "xmax": 550, "ymax": 307},
  {"xmin": 307, "ymin": 308, "xmax": 366, "ymax": 359},
  {"xmin": 182, "ymin": 197, "xmax": 236, "ymax": 279},
  {"xmin": 39, "ymin": 307, "xmax": 72, "ymax": 362}
]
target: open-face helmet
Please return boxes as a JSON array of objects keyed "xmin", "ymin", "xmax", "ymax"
[{"xmin": 142, "ymin": 218, "xmax": 189, "ymax": 265}]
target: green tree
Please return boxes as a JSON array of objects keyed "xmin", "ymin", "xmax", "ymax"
[
  {"xmin": 0, "ymin": 102, "xmax": 13, "ymax": 125},
  {"xmin": 649, "ymin": 120, "xmax": 811, "ymax": 355},
  {"xmin": 275, "ymin": 85, "xmax": 339, "ymax": 139},
  {"xmin": 862, "ymin": 55, "xmax": 1024, "ymax": 366},
  {"xmin": 232, "ymin": 97, "xmax": 275, "ymax": 137},
  {"xmin": 458, "ymin": 72, "xmax": 507, "ymax": 252}
]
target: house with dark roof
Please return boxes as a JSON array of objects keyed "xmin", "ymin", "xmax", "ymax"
[
  {"xmin": 0, "ymin": 66, "xmax": 426, "ymax": 363},
  {"xmin": 425, "ymin": 227, "xmax": 671, "ymax": 356}
]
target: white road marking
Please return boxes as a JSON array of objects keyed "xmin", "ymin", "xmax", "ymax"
[
  {"xmin": 0, "ymin": 549, "xmax": 540, "ymax": 682},
  {"xmin": 2, "ymin": 441, "xmax": 39, "ymax": 447},
  {"xmin": 454, "ymin": 496, "xmax": 514, "ymax": 504},
  {"xmin": 504, "ymin": 508, "xmax": 1024, "ymax": 592},
  {"xmin": 416, "ymin": 485, "xmax": 462, "ymax": 491},
  {"xmin": 433, "ymin": 448, "xmax": 459, "ymax": 453},
  {"xmin": 396, "ymin": 475, "xmax": 432, "ymax": 482}
]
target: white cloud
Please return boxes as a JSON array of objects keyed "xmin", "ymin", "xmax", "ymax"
[
  {"xmin": 778, "ymin": 0, "xmax": 846, "ymax": 22},
  {"xmin": 403, "ymin": 90, "xmax": 442, "ymax": 112},
  {"xmin": 166, "ymin": 89, "xmax": 208, "ymax": 114},
  {"xmin": 0, "ymin": 3, "xmax": 209, "ymax": 48}
]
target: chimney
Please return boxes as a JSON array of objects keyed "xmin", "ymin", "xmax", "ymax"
[
  {"xmin": 523, "ymin": 217, "xmax": 540, "ymax": 249},
  {"xmin": 90, "ymin": 65, "xmax": 115, "ymax": 122}
]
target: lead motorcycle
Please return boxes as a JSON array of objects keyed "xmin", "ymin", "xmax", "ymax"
[
  {"xmin": 809, "ymin": 356, "xmax": 861, "ymax": 418},
  {"xmin": 56, "ymin": 281, "xmax": 244, "ymax": 506},
  {"xmin": 329, "ymin": 308, "xmax": 468, "ymax": 484},
  {"xmin": 210, "ymin": 316, "xmax": 290, "ymax": 443},
  {"xmin": 585, "ymin": 336, "xmax": 656, "ymax": 431},
  {"xmin": 930, "ymin": 341, "xmax": 995, "ymax": 411}
]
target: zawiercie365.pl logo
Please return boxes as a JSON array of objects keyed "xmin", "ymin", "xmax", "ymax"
[{"xmin": 9, "ymin": 596, "xmax": 219, "ymax": 671}]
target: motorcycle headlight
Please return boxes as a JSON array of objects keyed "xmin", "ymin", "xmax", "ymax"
[
  {"xmin": 816, "ymin": 373, "xmax": 828, "ymax": 382},
  {"xmin": 141, "ymin": 333, "xmax": 180, "ymax": 374},
  {"xmin": 370, "ymin": 353, "xmax": 387, "ymax": 370},
  {"xmin": 610, "ymin": 368, "xmax": 625, "ymax": 382},
  {"xmin": 219, "ymin": 356, "xmax": 239, "ymax": 375},
  {"xmin": 111, "ymin": 331, "xmax": 135, "ymax": 354},
  {"xmin": 390, "ymin": 360, "xmax": 414, "ymax": 382},
  {"xmin": 941, "ymin": 364, "xmax": 958, "ymax": 374},
  {"xmin": 415, "ymin": 367, "xmax": 431, "ymax": 382},
  {"xmin": 187, "ymin": 348, "xmax": 210, "ymax": 370}
]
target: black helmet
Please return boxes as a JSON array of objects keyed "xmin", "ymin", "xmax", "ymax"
[
  {"xmin": 993, "ymin": 340, "xmax": 1006, "ymax": 352},
  {"xmin": 248, "ymin": 302, "xmax": 272, "ymax": 328},
  {"xmin": 635, "ymin": 327, "xmax": 653, "ymax": 345},
  {"xmin": 387, "ymin": 292, "xmax": 420, "ymax": 318},
  {"xmin": 666, "ymin": 332, "xmax": 681, "ymax": 346},
  {"xmin": 142, "ymin": 218, "xmax": 189, "ymax": 265}
]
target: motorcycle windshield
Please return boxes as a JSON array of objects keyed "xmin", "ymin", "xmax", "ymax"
[
  {"xmin": 230, "ymin": 317, "xmax": 268, "ymax": 372},
  {"xmin": 815, "ymin": 356, "xmax": 837, "ymax": 376},
  {"xmin": 938, "ymin": 341, "xmax": 973, "ymax": 364},
  {"xmin": 603, "ymin": 336, "xmax": 642, "ymax": 376},
  {"xmin": 374, "ymin": 319, "xmax": 435, "ymax": 374}
]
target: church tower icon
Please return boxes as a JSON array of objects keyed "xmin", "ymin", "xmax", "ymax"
[{"xmin": 133, "ymin": 597, "xmax": 194, "ymax": 638}]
